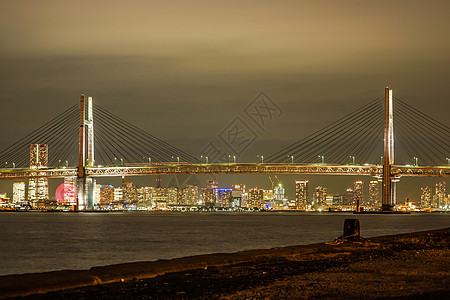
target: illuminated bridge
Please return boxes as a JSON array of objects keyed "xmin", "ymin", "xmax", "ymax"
[{"xmin": 0, "ymin": 88, "xmax": 448, "ymax": 211}]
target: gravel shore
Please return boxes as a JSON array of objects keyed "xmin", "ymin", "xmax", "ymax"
[{"xmin": 2, "ymin": 227, "xmax": 449, "ymax": 299}]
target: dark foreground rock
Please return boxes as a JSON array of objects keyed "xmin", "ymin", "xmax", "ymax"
[{"xmin": 2, "ymin": 228, "xmax": 449, "ymax": 299}]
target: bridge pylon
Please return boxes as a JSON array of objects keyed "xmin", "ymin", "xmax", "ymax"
[
  {"xmin": 76, "ymin": 94, "xmax": 95, "ymax": 211},
  {"xmin": 381, "ymin": 87, "xmax": 397, "ymax": 211}
]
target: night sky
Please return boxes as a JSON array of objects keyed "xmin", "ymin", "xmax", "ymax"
[{"xmin": 0, "ymin": 1, "xmax": 449, "ymax": 201}]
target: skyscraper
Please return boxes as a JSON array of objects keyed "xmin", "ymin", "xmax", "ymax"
[
  {"xmin": 420, "ymin": 186, "xmax": 432, "ymax": 209},
  {"xmin": 295, "ymin": 180, "xmax": 309, "ymax": 210},
  {"xmin": 368, "ymin": 180, "xmax": 379, "ymax": 208},
  {"xmin": 12, "ymin": 182, "xmax": 26, "ymax": 204},
  {"xmin": 28, "ymin": 144, "xmax": 49, "ymax": 207},
  {"xmin": 63, "ymin": 177, "xmax": 77, "ymax": 205},
  {"xmin": 313, "ymin": 186, "xmax": 327, "ymax": 210},
  {"xmin": 354, "ymin": 180, "xmax": 364, "ymax": 204},
  {"xmin": 434, "ymin": 182, "xmax": 446, "ymax": 209}
]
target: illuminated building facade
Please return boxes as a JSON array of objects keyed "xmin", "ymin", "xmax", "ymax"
[
  {"xmin": 99, "ymin": 185, "xmax": 115, "ymax": 206},
  {"xmin": 12, "ymin": 182, "xmax": 26, "ymax": 204},
  {"xmin": 167, "ymin": 187, "xmax": 179, "ymax": 205},
  {"xmin": 232, "ymin": 184, "xmax": 245, "ymax": 207},
  {"xmin": 28, "ymin": 144, "xmax": 49, "ymax": 207},
  {"xmin": 354, "ymin": 180, "xmax": 364, "ymax": 204},
  {"xmin": 295, "ymin": 180, "xmax": 309, "ymax": 210},
  {"xmin": 434, "ymin": 182, "xmax": 446, "ymax": 209},
  {"xmin": 122, "ymin": 181, "xmax": 137, "ymax": 206},
  {"xmin": 273, "ymin": 184, "xmax": 286, "ymax": 208},
  {"xmin": 313, "ymin": 186, "xmax": 327, "ymax": 210},
  {"xmin": 248, "ymin": 188, "xmax": 263, "ymax": 209},
  {"xmin": 343, "ymin": 188, "xmax": 355, "ymax": 206},
  {"xmin": 202, "ymin": 180, "xmax": 218, "ymax": 207},
  {"xmin": 368, "ymin": 180, "xmax": 379, "ymax": 208},
  {"xmin": 63, "ymin": 177, "xmax": 77, "ymax": 204},
  {"xmin": 420, "ymin": 186, "xmax": 432, "ymax": 209},
  {"xmin": 29, "ymin": 144, "xmax": 48, "ymax": 168},
  {"xmin": 218, "ymin": 188, "xmax": 232, "ymax": 207},
  {"xmin": 181, "ymin": 185, "xmax": 199, "ymax": 206}
]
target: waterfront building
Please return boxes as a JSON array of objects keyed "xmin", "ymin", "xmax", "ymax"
[
  {"xmin": 313, "ymin": 186, "xmax": 327, "ymax": 210},
  {"xmin": 99, "ymin": 185, "xmax": 114, "ymax": 207},
  {"xmin": 354, "ymin": 180, "xmax": 364, "ymax": 204},
  {"xmin": 202, "ymin": 180, "xmax": 218, "ymax": 207},
  {"xmin": 181, "ymin": 185, "xmax": 199, "ymax": 206},
  {"xmin": 273, "ymin": 183, "xmax": 286, "ymax": 208},
  {"xmin": 114, "ymin": 187, "xmax": 123, "ymax": 207},
  {"xmin": 248, "ymin": 188, "xmax": 264, "ymax": 209},
  {"xmin": 122, "ymin": 181, "xmax": 137, "ymax": 207},
  {"xmin": 294, "ymin": 180, "xmax": 309, "ymax": 210},
  {"xmin": 434, "ymin": 182, "xmax": 446, "ymax": 209},
  {"xmin": 12, "ymin": 182, "xmax": 26, "ymax": 204},
  {"xmin": 368, "ymin": 180, "xmax": 379, "ymax": 208},
  {"xmin": 420, "ymin": 186, "xmax": 432, "ymax": 209},
  {"xmin": 218, "ymin": 188, "xmax": 232, "ymax": 207},
  {"xmin": 28, "ymin": 144, "xmax": 49, "ymax": 207},
  {"xmin": 232, "ymin": 184, "xmax": 245, "ymax": 207},
  {"xmin": 262, "ymin": 189, "xmax": 274, "ymax": 209},
  {"xmin": 63, "ymin": 177, "xmax": 77, "ymax": 204},
  {"xmin": 167, "ymin": 187, "xmax": 179, "ymax": 205},
  {"xmin": 343, "ymin": 188, "xmax": 355, "ymax": 206}
]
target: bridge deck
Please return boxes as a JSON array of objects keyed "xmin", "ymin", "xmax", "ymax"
[{"xmin": 0, "ymin": 164, "xmax": 448, "ymax": 179}]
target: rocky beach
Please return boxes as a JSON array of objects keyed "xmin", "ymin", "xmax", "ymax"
[{"xmin": 1, "ymin": 227, "xmax": 449, "ymax": 299}]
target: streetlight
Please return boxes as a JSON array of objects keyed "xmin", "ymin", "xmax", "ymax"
[
  {"xmin": 287, "ymin": 155, "xmax": 294, "ymax": 164},
  {"xmin": 257, "ymin": 155, "xmax": 264, "ymax": 163},
  {"xmin": 233, "ymin": 155, "xmax": 236, "ymax": 163},
  {"xmin": 148, "ymin": 157, "xmax": 151, "ymax": 164},
  {"xmin": 58, "ymin": 159, "xmax": 61, "ymax": 167},
  {"xmin": 65, "ymin": 161, "xmax": 68, "ymax": 167},
  {"xmin": 349, "ymin": 156, "xmax": 355, "ymax": 164},
  {"xmin": 114, "ymin": 157, "xmax": 118, "ymax": 165},
  {"xmin": 177, "ymin": 156, "xmax": 180, "ymax": 163},
  {"xmin": 318, "ymin": 155, "xmax": 324, "ymax": 164},
  {"xmin": 446, "ymin": 158, "xmax": 449, "ymax": 165},
  {"xmin": 120, "ymin": 158, "xmax": 123, "ymax": 165},
  {"xmin": 412, "ymin": 157, "xmax": 418, "ymax": 166},
  {"xmin": 12, "ymin": 162, "xmax": 15, "ymax": 168},
  {"xmin": 380, "ymin": 156, "xmax": 383, "ymax": 165}
]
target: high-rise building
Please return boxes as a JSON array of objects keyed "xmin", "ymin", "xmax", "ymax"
[
  {"xmin": 114, "ymin": 187, "xmax": 123, "ymax": 203},
  {"xmin": 29, "ymin": 144, "xmax": 48, "ymax": 168},
  {"xmin": 313, "ymin": 186, "xmax": 327, "ymax": 210},
  {"xmin": 122, "ymin": 181, "xmax": 137, "ymax": 205},
  {"xmin": 167, "ymin": 187, "xmax": 179, "ymax": 205},
  {"xmin": 99, "ymin": 185, "xmax": 115, "ymax": 206},
  {"xmin": 295, "ymin": 180, "xmax": 309, "ymax": 210},
  {"xmin": 181, "ymin": 185, "xmax": 199, "ymax": 206},
  {"xmin": 248, "ymin": 188, "xmax": 264, "ymax": 209},
  {"xmin": 354, "ymin": 181, "xmax": 364, "ymax": 204},
  {"xmin": 343, "ymin": 188, "xmax": 355, "ymax": 206},
  {"xmin": 63, "ymin": 177, "xmax": 77, "ymax": 204},
  {"xmin": 434, "ymin": 182, "xmax": 446, "ymax": 209},
  {"xmin": 218, "ymin": 188, "xmax": 232, "ymax": 207},
  {"xmin": 12, "ymin": 182, "xmax": 26, "ymax": 204},
  {"xmin": 202, "ymin": 180, "xmax": 218, "ymax": 207},
  {"xmin": 28, "ymin": 144, "xmax": 49, "ymax": 207},
  {"xmin": 368, "ymin": 180, "xmax": 379, "ymax": 208},
  {"xmin": 232, "ymin": 184, "xmax": 245, "ymax": 207},
  {"xmin": 420, "ymin": 186, "xmax": 432, "ymax": 209},
  {"xmin": 273, "ymin": 183, "xmax": 286, "ymax": 208}
]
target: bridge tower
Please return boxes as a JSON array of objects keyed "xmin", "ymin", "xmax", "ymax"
[
  {"xmin": 381, "ymin": 87, "xmax": 396, "ymax": 211},
  {"xmin": 76, "ymin": 95, "xmax": 95, "ymax": 210}
]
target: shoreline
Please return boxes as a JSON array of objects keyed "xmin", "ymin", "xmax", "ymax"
[{"xmin": 1, "ymin": 227, "xmax": 449, "ymax": 299}]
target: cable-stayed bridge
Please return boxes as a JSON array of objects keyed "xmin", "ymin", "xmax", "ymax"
[{"xmin": 0, "ymin": 88, "xmax": 448, "ymax": 211}]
